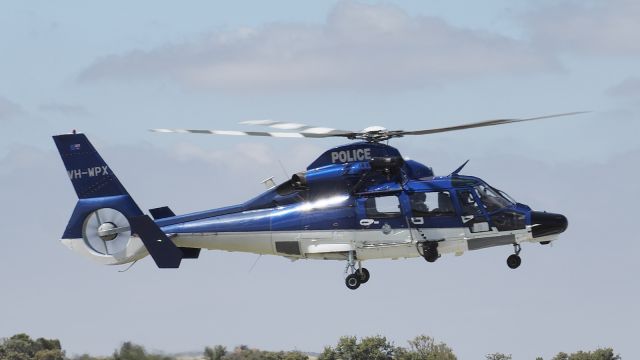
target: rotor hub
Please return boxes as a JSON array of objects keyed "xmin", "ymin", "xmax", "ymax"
[
  {"xmin": 97, "ymin": 222, "xmax": 118, "ymax": 241},
  {"xmin": 362, "ymin": 125, "xmax": 387, "ymax": 133}
]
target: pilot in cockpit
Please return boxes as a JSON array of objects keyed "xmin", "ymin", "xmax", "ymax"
[{"xmin": 410, "ymin": 192, "xmax": 429, "ymax": 215}]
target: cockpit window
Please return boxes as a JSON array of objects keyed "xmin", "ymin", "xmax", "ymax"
[
  {"xmin": 365, "ymin": 195, "xmax": 401, "ymax": 218},
  {"xmin": 475, "ymin": 184, "xmax": 513, "ymax": 212},
  {"xmin": 410, "ymin": 191, "xmax": 455, "ymax": 217}
]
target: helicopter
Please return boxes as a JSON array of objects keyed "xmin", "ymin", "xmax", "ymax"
[{"xmin": 53, "ymin": 113, "xmax": 579, "ymax": 290}]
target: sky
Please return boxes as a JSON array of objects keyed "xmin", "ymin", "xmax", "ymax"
[{"xmin": 1, "ymin": 0, "xmax": 639, "ymax": 358}]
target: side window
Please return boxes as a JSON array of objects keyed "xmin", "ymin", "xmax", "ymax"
[
  {"xmin": 365, "ymin": 196, "xmax": 401, "ymax": 218},
  {"xmin": 457, "ymin": 190, "xmax": 483, "ymax": 216},
  {"xmin": 410, "ymin": 191, "xmax": 456, "ymax": 217}
]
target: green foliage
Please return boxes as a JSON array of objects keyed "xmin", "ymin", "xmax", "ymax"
[
  {"xmin": 485, "ymin": 353, "xmax": 512, "ymax": 360},
  {"xmin": 0, "ymin": 333, "xmax": 64, "ymax": 360},
  {"xmin": 205, "ymin": 345, "xmax": 227, "ymax": 360},
  {"xmin": 319, "ymin": 334, "xmax": 456, "ymax": 360},
  {"xmin": 112, "ymin": 341, "xmax": 173, "ymax": 360},
  {"xmin": 320, "ymin": 335, "xmax": 395, "ymax": 360},
  {"xmin": 396, "ymin": 335, "xmax": 457, "ymax": 360},
  {"xmin": 552, "ymin": 348, "xmax": 620, "ymax": 360},
  {"xmin": 0, "ymin": 332, "xmax": 624, "ymax": 360},
  {"xmin": 219, "ymin": 345, "xmax": 308, "ymax": 360},
  {"xmin": 318, "ymin": 346, "xmax": 337, "ymax": 360}
]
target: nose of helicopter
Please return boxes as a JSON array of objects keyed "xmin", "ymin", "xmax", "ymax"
[{"xmin": 531, "ymin": 211, "xmax": 568, "ymax": 238}]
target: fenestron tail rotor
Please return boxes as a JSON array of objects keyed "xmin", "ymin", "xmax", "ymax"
[
  {"xmin": 150, "ymin": 112, "xmax": 588, "ymax": 143},
  {"xmin": 82, "ymin": 208, "xmax": 131, "ymax": 256}
]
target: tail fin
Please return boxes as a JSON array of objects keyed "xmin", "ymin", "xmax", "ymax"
[
  {"xmin": 53, "ymin": 133, "xmax": 130, "ymax": 199},
  {"xmin": 53, "ymin": 132, "xmax": 182, "ymax": 268}
]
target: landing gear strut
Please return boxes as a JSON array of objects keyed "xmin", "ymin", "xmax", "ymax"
[
  {"xmin": 344, "ymin": 251, "xmax": 370, "ymax": 290},
  {"xmin": 507, "ymin": 244, "xmax": 522, "ymax": 269}
]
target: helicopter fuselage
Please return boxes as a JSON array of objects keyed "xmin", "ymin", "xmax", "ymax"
[{"xmin": 154, "ymin": 174, "xmax": 565, "ymax": 263}]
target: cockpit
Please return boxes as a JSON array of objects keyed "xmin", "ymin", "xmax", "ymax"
[
  {"xmin": 403, "ymin": 176, "xmax": 529, "ymax": 233},
  {"xmin": 473, "ymin": 183, "xmax": 516, "ymax": 213}
]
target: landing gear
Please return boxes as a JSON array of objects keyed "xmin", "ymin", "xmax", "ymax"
[
  {"xmin": 507, "ymin": 254, "xmax": 521, "ymax": 269},
  {"xmin": 417, "ymin": 241, "xmax": 439, "ymax": 262},
  {"xmin": 344, "ymin": 251, "xmax": 370, "ymax": 290},
  {"xmin": 356, "ymin": 267, "xmax": 370, "ymax": 283},
  {"xmin": 345, "ymin": 274, "xmax": 361, "ymax": 290},
  {"xmin": 507, "ymin": 244, "xmax": 522, "ymax": 269}
]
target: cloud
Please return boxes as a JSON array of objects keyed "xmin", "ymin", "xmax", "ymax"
[
  {"xmin": 606, "ymin": 77, "xmax": 640, "ymax": 97},
  {"xmin": 0, "ymin": 96, "xmax": 24, "ymax": 121},
  {"xmin": 525, "ymin": 0, "xmax": 640, "ymax": 56},
  {"xmin": 78, "ymin": 1, "xmax": 555, "ymax": 92},
  {"xmin": 38, "ymin": 102, "xmax": 90, "ymax": 117}
]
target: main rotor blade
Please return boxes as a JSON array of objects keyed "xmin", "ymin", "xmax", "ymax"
[
  {"xmin": 150, "ymin": 128, "xmax": 355, "ymax": 138},
  {"xmin": 239, "ymin": 120, "xmax": 354, "ymax": 136},
  {"xmin": 399, "ymin": 111, "xmax": 588, "ymax": 136}
]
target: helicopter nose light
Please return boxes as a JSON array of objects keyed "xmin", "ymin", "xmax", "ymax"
[{"xmin": 531, "ymin": 211, "xmax": 568, "ymax": 238}]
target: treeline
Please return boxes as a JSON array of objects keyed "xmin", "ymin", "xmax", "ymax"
[{"xmin": 0, "ymin": 333, "xmax": 621, "ymax": 360}]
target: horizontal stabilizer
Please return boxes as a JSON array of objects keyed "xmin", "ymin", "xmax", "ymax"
[
  {"xmin": 129, "ymin": 215, "xmax": 182, "ymax": 268},
  {"xmin": 180, "ymin": 247, "xmax": 201, "ymax": 259},
  {"xmin": 149, "ymin": 206, "xmax": 175, "ymax": 220}
]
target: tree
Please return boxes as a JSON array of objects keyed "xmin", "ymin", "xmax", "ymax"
[
  {"xmin": 0, "ymin": 333, "xmax": 64, "ymax": 360},
  {"xmin": 204, "ymin": 345, "xmax": 227, "ymax": 360},
  {"xmin": 328, "ymin": 335, "xmax": 396, "ymax": 360},
  {"xmin": 318, "ymin": 346, "xmax": 338, "ymax": 360},
  {"xmin": 221, "ymin": 345, "xmax": 308, "ymax": 360},
  {"xmin": 396, "ymin": 335, "xmax": 457, "ymax": 360},
  {"xmin": 356, "ymin": 336, "xmax": 395, "ymax": 360},
  {"xmin": 552, "ymin": 348, "xmax": 620, "ymax": 360},
  {"xmin": 112, "ymin": 341, "xmax": 173, "ymax": 360}
]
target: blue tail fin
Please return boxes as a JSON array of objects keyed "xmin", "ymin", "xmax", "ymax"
[
  {"xmin": 53, "ymin": 132, "xmax": 183, "ymax": 268},
  {"xmin": 53, "ymin": 133, "xmax": 130, "ymax": 199}
]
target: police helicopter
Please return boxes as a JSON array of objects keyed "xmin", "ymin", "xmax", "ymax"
[{"xmin": 53, "ymin": 113, "xmax": 579, "ymax": 290}]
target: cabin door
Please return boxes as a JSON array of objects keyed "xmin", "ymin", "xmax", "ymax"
[
  {"xmin": 354, "ymin": 193, "xmax": 411, "ymax": 247},
  {"xmin": 455, "ymin": 189, "xmax": 491, "ymax": 234}
]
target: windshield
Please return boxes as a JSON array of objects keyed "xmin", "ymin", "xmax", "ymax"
[
  {"xmin": 474, "ymin": 184, "xmax": 514, "ymax": 212},
  {"xmin": 496, "ymin": 189, "xmax": 517, "ymax": 204}
]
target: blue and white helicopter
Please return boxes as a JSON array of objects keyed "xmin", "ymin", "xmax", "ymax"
[{"xmin": 53, "ymin": 113, "xmax": 577, "ymax": 290}]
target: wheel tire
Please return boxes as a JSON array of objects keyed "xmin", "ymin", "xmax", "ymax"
[
  {"xmin": 357, "ymin": 268, "xmax": 370, "ymax": 284},
  {"xmin": 507, "ymin": 254, "xmax": 522, "ymax": 269},
  {"xmin": 540, "ymin": 241, "xmax": 551, "ymax": 245},
  {"xmin": 424, "ymin": 248, "xmax": 439, "ymax": 262},
  {"xmin": 345, "ymin": 274, "xmax": 361, "ymax": 290}
]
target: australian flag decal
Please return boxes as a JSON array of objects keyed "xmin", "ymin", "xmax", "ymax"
[{"xmin": 70, "ymin": 144, "xmax": 81, "ymax": 151}]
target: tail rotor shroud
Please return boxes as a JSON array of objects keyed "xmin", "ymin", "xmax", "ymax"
[{"xmin": 82, "ymin": 208, "xmax": 132, "ymax": 256}]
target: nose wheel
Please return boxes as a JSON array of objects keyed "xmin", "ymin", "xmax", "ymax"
[
  {"xmin": 344, "ymin": 251, "xmax": 370, "ymax": 290},
  {"xmin": 506, "ymin": 244, "xmax": 522, "ymax": 269}
]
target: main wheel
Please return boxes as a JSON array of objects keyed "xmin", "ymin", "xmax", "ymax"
[
  {"xmin": 424, "ymin": 247, "xmax": 439, "ymax": 262},
  {"xmin": 345, "ymin": 274, "xmax": 361, "ymax": 290},
  {"xmin": 356, "ymin": 268, "xmax": 370, "ymax": 284},
  {"xmin": 507, "ymin": 254, "xmax": 522, "ymax": 269}
]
